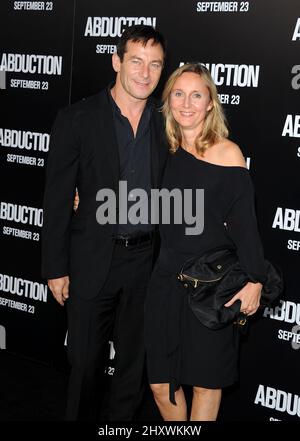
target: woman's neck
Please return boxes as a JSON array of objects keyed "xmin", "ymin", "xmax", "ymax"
[{"xmin": 181, "ymin": 133, "xmax": 197, "ymax": 153}]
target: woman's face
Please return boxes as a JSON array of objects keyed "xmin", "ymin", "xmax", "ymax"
[{"xmin": 169, "ymin": 72, "xmax": 212, "ymax": 133}]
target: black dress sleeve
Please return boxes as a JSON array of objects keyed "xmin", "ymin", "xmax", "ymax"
[{"xmin": 225, "ymin": 170, "xmax": 267, "ymax": 284}]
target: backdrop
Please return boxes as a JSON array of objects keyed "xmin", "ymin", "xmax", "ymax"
[{"xmin": 0, "ymin": 0, "xmax": 299, "ymax": 421}]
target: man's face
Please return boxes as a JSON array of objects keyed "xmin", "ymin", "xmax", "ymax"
[{"xmin": 113, "ymin": 39, "xmax": 164, "ymax": 101}]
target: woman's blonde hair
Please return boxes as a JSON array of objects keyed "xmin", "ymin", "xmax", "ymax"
[{"xmin": 162, "ymin": 63, "xmax": 228, "ymax": 155}]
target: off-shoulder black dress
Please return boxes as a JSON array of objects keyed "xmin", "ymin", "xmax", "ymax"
[{"xmin": 145, "ymin": 147, "xmax": 266, "ymax": 402}]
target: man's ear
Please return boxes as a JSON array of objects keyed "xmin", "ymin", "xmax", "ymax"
[{"xmin": 112, "ymin": 53, "xmax": 121, "ymax": 73}]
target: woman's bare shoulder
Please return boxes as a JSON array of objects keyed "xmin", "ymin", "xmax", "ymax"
[{"xmin": 214, "ymin": 139, "xmax": 247, "ymax": 168}]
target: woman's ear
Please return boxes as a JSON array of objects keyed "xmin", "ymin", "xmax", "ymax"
[{"xmin": 207, "ymin": 101, "xmax": 213, "ymax": 112}]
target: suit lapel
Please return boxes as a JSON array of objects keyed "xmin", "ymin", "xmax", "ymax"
[
  {"xmin": 93, "ymin": 91, "xmax": 120, "ymax": 190},
  {"xmin": 150, "ymin": 110, "xmax": 160, "ymax": 189}
]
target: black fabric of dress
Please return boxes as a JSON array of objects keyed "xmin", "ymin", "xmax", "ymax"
[{"xmin": 145, "ymin": 147, "xmax": 266, "ymax": 403}]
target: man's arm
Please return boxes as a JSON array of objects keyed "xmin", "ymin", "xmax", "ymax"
[{"xmin": 41, "ymin": 108, "xmax": 80, "ymax": 297}]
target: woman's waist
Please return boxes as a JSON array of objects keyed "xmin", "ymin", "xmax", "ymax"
[{"xmin": 157, "ymin": 242, "xmax": 233, "ymax": 274}]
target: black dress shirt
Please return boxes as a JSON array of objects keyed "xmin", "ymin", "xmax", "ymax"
[{"xmin": 108, "ymin": 87, "xmax": 154, "ymax": 235}]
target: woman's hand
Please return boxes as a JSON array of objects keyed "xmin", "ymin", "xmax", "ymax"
[
  {"xmin": 224, "ymin": 282, "xmax": 262, "ymax": 316},
  {"xmin": 73, "ymin": 189, "xmax": 79, "ymax": 211}
]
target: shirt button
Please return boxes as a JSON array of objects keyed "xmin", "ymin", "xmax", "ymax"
[{"xmin": 131, "ymin": 169, "xmax": 135, "ymax": 173}]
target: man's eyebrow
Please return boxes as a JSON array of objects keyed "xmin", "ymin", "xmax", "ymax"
[{"xmin": 128, "ymin": 56, "xmax": 163, "ymax": 64}]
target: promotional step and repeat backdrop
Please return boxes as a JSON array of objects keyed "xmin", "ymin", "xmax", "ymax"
[{"xmin": 0, "ymin": 0, "xmax": 299, "ymax": 420}]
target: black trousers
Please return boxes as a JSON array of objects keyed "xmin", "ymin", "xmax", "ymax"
[{"xmin": 65, "ymin": 241, "xmax": 153, "ymax": 421}]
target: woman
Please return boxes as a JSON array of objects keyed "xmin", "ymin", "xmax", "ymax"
[{"xmin": 144, "ymin": 63, "xmax": 266, "ymax": 421}]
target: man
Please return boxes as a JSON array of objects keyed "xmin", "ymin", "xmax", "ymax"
[{"xmin": 42, "ymin": 25, "xmax": 167, "ymax": 420}]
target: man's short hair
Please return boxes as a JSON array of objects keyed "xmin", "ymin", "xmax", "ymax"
[{"xmin": 116, "ymin": 25, "xmax": 166, "ymax": 61}]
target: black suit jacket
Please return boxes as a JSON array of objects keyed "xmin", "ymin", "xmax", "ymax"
[{"xmin": 41, "ymin": 89, "xmax": 168, "ymax": 299}]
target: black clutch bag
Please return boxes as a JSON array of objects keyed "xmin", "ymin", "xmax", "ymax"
[{"xmin": 177, "ymin": 248, "xmax": 283, "ymax": 330}]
